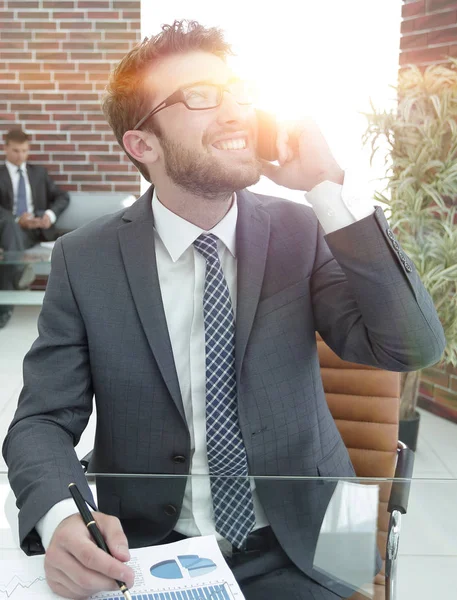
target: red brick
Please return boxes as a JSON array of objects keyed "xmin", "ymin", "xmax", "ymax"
[
  {"xmin": 68, "ymin": 31, "xmax": 102, "ymax": 40},
  {"xmin": 103, "ymin": 52, "xmax": 128, "ymax": 61},
  {"xmin": 11, "ymin": 103, "xmax": 43, "ymax": 111},
  {"xmin": 402, "ymin": 1, "xmax": 425, "ymax": 18},
  {"xmin": 414, "ymin": 11, "xmax": 457, "ymax": 30},
  {"xmin": 1, "ymin": 32, "xmax": 26, "ymax": 39},
  {"xmin": 7, "ymin": 1, "xmax": 40, "ymax": 6},
  {"xmin": 43, "ymin": 144, "xmax": 76, "ymax": 151},
  {"xmin": 0, "ymin": 113, "xmax": 16, "ymax": 121},
  {"xmin": 401, "ymin": 20, "xmax": 416, "ymax": 33},
  {"xmin": 32, "ymin": 93, "xmax": 65, "ymax": 101},
  {"xmin": 97, "ymin": 41, "xmax": 131, "ymax": 51},
  {"xmin": 93, "ymin": 123, "xmax": 113, "ymax": 131},
  {"xmin": 0, "ymin": 52, "xmax": 33, "ymax": 60},
  {"xmin": 85, "ymin": 112, "xmax": 106, "ymax": 121},
  {"xmin": 24, "ymin": 21, "xmax": 57, "ymax": 29},
  {"xmin": 0, "ymin": 21, "xmax": 22, "ymax": 29},
  {"xmin": 104, "ymin": 31, "xmax": 137, "ymax": 40},
  {"xmin": 34, "ymin": 31, "xmax": 67, "ymax": 40},
  {"xmin": 18, "ymin": 113, "xmax": 50, "ymax": 120},
  {"xmin": 59, "ymin": 21, "xmax": 92, "ymax": 29},
  {"xmin": 58, "ymin": 83, "xmax": 93, "ymax": 90},
  {"xmin": 87, "ymin": 11, "xmax": 120, "ymax": 19},
  {"xmin": 28, "ymin": 42, "xmax": 61, "ymax": 50},
  {"xmin": 62, "ymin": 43, "xmax": 93, "ymax": 50},
  {"xmin": 0, "ymin": 11, "xmax": 15, "ymax": 18},
  {"xmin": 427, "ymin": 0, "xmax": 457, "ymax": 11},
  {"xmin": 9, "ymin": 61, "xmax": 42, "ymax": 71},
  {"xmin": 70, "ymin": 173, "xmax": 102, "ymax": 181},
  {"xmin": 53, "ymin": 11, "xmax": 85, "ymax": 18},
  {"xmin": 128, "ymin": 21, "xmax": 140, "ymax": 31},
  {"xmin": 63, "ymin": 184, "xmax": 78, "ymax": 191},
  {"xmin": 43, "ymin": 63, "xmax": 78, "ymax": 71},
  {"xmin": 22, "ymin": 82, "xmax": 55, "ymax": 90},
  {"xmin": 0, "ymin": 72, "xmax": 17, "ymax": 80},
  {"xmin": 43, "ymin": 1, "xmax": 75, "ymax": 7},
  {"xmin": 52, "ymin": 153, "xmax": 86, "ymax": 161},
  {"xmin": 70, "ymin": 134, "xmax": 101, "ymax": 141},
  {"xmin": 77, "ymin": 0, "xmax": 111, "ymax": 7},
  {"xmin": 62, "ymin": 163, "xmax": 95, "ymax": 170},
  {"xmin": 95, "ymin": 21, "xmax": 128, "ymax": 30},
  {"xmin": 114, "ymin": 183, "xmax": 139, "ymax": 193},
  {"xmin": 108, "ymin": 173, "xmax": 138, "ymax": 182},
  {"xmin": 67, "ymin": 93, "xmax": 99, "ymax": 101},
  {"xmin": 0, "ymin": 83, "xmax": 21, "ymax": 90},
  {"xmin": 428, "ymin": 27, "xmax": 457, "ymax": 44},
  {"xmin": 0, "ymin": 92, "xmax": 29, "ymax": 100},
  {"xmin": 80, "ymin": 183, "xmax": 113, "ymax": 191},
  {"xmin": 53, "ymin": 113, "xmax": 85, "ymax": 121},
  {"xmin": 400, "ymin": 32, "xmax": 428, "ymax": 49},
  {"xmin": 0, "ymin": 42, "xmax": 24, "ymax": 49},
  {"xmin": 18, "ymin": 72, "xmax": 53, "ymax": 81},
  {"xmin": 53, "ymin": 72, "xmax": 86, "ymax": 81},
  {"xmin": 37, "ymin": 52, "xmax": 73, "ymax": 62},
  {"xmin": 90, "ymin": 153, "xmax": 118, "ymax": 162},
  {"xmin": 422, "ymin": 367, "xmax": 450, "ymax": 388},
  {"xmin": 76, "ymin": 144, "xmax": 107, "ymax": 152},
  {"xmin": 59, "ymin": 123, "xmax": 93, "ymax": 131},
  {"xmin": 19, "ymin": 122, "xmax": 58, "ymax": 129},
  {"xmin": 122, "ymin": 10, "xmax": 140, "ymax": 19},
  {"xmin": 45, "ymin": 103, "xmax": 78, "ymax": 111},
  {"xmin": 399, "ymin": 46, "xmax": 450, "ymax": 64},
  {"xmin": 17, "ymin": 11, "xmax": 50, "ymax": 18},
  {"xmin": 35, "ymin": 133, "xmax": 68, "ymax": 141},
  {"xmin": 96, "ymin": 162, "xmax": 131, "ymax": 172}
]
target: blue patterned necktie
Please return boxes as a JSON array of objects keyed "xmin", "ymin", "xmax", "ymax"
[
  {"xmin": 194, "ymin": 233, "xmax": 255, "ymax": 549},
  {"xmin": 16, "ymin": 168, "xmax": 28, "ymax": 217}
]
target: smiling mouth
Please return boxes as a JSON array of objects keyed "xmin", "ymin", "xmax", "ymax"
[{"xmin": 212, "ymin": 138, "xmax": 247, "ymax": 151}]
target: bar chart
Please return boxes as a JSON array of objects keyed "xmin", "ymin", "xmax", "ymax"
[{"xmin": 102, "ymin": 582, "xmax": 235, "ymax": 600}]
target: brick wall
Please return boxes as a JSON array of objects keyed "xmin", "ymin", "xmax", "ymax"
[
  {"xmin": 0, "ymin": 0, "xmax": 141, "ymax": 195},
  {"xmin": 400, "ymin": 0, "xmax": 457, "ymax": 68},
  {"xmin": 401, "ymin": 0, "xmax": 457, "ymax": 422}
]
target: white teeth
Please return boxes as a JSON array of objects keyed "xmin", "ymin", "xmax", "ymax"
[{"xmin": 214, "ymin": 139, "xmax": 246, "ymax": 150}]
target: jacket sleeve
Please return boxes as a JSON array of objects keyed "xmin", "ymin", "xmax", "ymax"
[
  {"xmin": 44, "ymin": 169, "xmax": 70, "ymax": 218},
  {"xmin": 2, "ymin": 237, "xmax": 95, "ymax": 555},
  {"xmin": 311, "ymin": 206, "xmax": 446, "ymax": 371}
]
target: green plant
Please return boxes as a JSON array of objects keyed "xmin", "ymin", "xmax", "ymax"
[{"xmin": 363, "ymin": 59, "xmax": 457, "ymax": 419}]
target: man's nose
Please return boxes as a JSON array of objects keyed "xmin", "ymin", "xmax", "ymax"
[{"xmin": 217, "ymin": 91, "xmax": 250, "ymax": 124}]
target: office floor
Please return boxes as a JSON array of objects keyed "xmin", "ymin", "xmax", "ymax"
[{"xmin": 1, "ymin": 306, "xmax": 456, "ymax": 599}]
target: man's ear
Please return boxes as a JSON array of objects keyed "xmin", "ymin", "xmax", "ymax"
[{"xmin": 123, "ymin": 130, "xmax": 159, "ymax": 165}]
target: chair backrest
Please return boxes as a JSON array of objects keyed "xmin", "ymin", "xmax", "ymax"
[{"xmin": 316, "ymin": 333, "xmax": 401, "ymax": 598}]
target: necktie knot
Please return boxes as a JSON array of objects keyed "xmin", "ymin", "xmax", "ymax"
[{"xmin": 193, "ymin": 233, "xmax": 219, "ymax": 262}]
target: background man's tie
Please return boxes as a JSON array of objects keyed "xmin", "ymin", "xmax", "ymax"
[
  {"xmin": 16, "ymin": 168, "xmax": 28, "ymax": 217},
  {"xmin": 194, "ymin": 233, "xmax": 255, "ymax": 549}
]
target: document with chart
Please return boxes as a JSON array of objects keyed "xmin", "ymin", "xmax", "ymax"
[{"xmin": 0, "ymin": 535, "xmax": 245, "ymax": 600}]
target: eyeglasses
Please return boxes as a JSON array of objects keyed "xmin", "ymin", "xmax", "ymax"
[{"xmin": 133, "ymin": 80, "xmax": 254, "ymax": 131}]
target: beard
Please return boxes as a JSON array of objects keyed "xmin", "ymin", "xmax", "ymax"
[{"xmin": 156, "ymin": 129, "xmax": 262, "ymax": 199}]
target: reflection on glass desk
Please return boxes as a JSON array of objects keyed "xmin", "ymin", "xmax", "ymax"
[
  {"xmin": 0, "ymin": 249, "xmax": 52, "ymax": 306},
  {"xmin": 1, "ymin": 473, "xmax": 456, "ymax": 599}
]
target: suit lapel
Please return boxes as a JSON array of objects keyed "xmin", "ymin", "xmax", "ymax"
[
  {"xmin": 0, "ymin": 165, "xmax": 14, "ymax": 210},
  {"xmin": 235, "ymin": 189, "xmax": 271, "ymax": 379},
  {"xmin": 117, "ymin": 188, "xmax": 184, "ymax": 420}
]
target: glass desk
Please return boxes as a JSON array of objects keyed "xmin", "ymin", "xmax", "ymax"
[
  {"xmin": 1, "ymin": 472, "xmax": 456, "ymax": 600},
  {"xmin": 0, "ymin": 248, "xmax": 52, "ymax": 306}
]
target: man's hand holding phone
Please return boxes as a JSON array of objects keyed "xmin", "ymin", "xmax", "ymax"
[{"xmin": 257, "ymin": 114, "xmax": 344, "ymax": 192}]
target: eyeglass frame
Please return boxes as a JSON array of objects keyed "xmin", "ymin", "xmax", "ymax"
[{"xmin": 132, "ymin": 79, "xmax": 254, "ymax": 131}]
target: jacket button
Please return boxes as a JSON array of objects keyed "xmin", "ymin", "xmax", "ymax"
[
  {"xmin": 392, "ymin": 240, "xmax": 400, "ymax": 251},
  {"xmin": 404, "ymin": 263, "xmax": 412, "ymax": 273},
  {"xmin": 164, "ymin": 504, "xmax": 177, "ymax": 516},
  {"xmin": 386, "ymin": 229, "xmax": 395, "ymax": 240},
  {"xmin": 173, "ymin": 455, "xmax": 186, "ymax": 464}
]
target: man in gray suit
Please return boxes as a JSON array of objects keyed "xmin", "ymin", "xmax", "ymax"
[
  {"xmin": 3, "ymin": 20, "xmax": 445, "ymax": 600},
  {"xmin": 0, "ymin": 128, "xmax": 69, "ymax": 327}
]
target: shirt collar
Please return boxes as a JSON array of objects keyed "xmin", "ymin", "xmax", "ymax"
[
  {"xmin": 152, "ymin": 188, "xmax": 238, "ymax": 263},
  {"xmin": 5, "ymin": 160, "xmax": 26, "ymax": 174}
]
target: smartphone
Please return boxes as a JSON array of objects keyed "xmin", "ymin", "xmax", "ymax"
[{"xmin": 255, "ymin": 109, "xmax": 279, "ymax": 162}]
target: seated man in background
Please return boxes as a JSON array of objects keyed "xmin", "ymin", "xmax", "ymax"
[
  {"xmin": 3, "ymin": 20, "xmax": 445, "ymax": 600},
  {"xmin": 0, "ymin": 128, "xmax": 70, "ymax": 328}
]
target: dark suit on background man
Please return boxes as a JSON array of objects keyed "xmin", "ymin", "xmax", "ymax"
[{"xmin": 3, "ymin": 186, "xmax": 445, "ymax": 596}]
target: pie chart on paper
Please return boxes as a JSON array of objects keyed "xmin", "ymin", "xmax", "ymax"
[{"xmin": 150, "ymin": 554, "xmax": 218, "ymax": 579}]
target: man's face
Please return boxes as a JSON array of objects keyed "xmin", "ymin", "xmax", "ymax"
[
  {"xmin": 5, "ymin": 141, "xmax": 29, "ymax": 167},
  {"xmin": 144, "ymin": 51, "xmax": 262, "ymax": 197}
]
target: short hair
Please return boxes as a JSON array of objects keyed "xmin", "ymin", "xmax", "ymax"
[
  {"xmin": 5, "ymin": 129, "xmax": 30, "ymax": 145},
  {"xmin": 101, "ymin": 19, "xmax": 233, "ymax": 182}
]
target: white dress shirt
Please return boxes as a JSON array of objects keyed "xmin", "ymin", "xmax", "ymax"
[
  {"xmin": 5, "ymin": 160, "xmax": 56, "ymax": 224},
  {"xmin": 36, "ymin": 171, "xmax": 375, "ymax": 549}
]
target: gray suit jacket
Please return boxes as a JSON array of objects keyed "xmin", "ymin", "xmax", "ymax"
[{"xmin": 3, "ymin": 187, "xmax": 445, "ymax": 595}]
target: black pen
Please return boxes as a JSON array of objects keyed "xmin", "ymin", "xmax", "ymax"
[{"xmin": 68, "ymin": 483, "xmax": 132, "ymax": 600}]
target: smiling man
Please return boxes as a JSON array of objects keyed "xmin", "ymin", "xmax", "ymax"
[{"xmin": 3, "ymin": 20, "xmax": 445, "ymax": 600}]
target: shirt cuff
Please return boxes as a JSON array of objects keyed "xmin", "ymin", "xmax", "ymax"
[
  {"xmin": 45, "ymin": 209, "xmax": 56, "ymax": 225},
  {"xmin": 35, "ymin": 499, "xmax": 80, "ymax": 550},
  {"xmin": 305, "ymin": 169, "xmax": 375, "ymax": 234}
]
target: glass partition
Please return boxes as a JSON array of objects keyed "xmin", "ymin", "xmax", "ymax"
[{"xmin": 1, "ymin": 472, "xmax": 456, "ymax": 599}]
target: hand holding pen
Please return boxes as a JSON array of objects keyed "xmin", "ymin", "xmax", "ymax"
[
  {"xmin": 43, "ymin": 486, "xmax": 134, "ymax": 599},
  {"xmin": 68, "ymin": 483, "xmax": 133, "ymax": 600}
]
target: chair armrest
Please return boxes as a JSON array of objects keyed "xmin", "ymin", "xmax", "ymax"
[
  {"xmin": 385, "ymin": 442, "xmax": 415, "ymax": 600},
  {"xmin": 388, "ymin": 441, "xmax": 415, "ymax": 514}
]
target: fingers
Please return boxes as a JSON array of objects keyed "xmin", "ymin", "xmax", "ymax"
[{"xmin": 96, "ymin": 513, "xmax": 131, "ymax": 563}]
